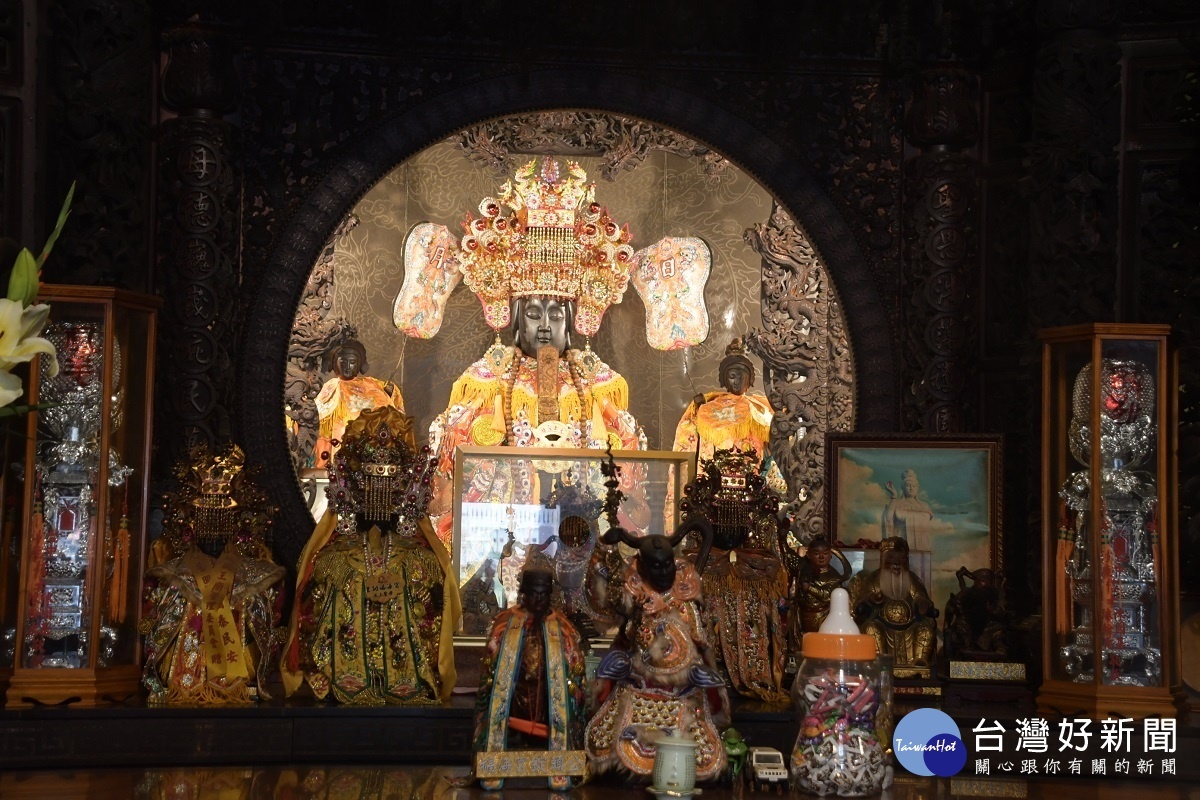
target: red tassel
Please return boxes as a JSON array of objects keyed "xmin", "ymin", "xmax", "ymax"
[{"xmin": 1055, "ymin": 503, "xmax": 1075, "ymax": 635}]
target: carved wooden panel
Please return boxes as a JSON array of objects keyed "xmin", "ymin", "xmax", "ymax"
[
  {"xmin": 42, "ymin": 0, "xmax": 153, "ymax": 288},
  {"xmin": 0, "ymin": 1, "xmax": 21, "ymax": 88},
  {"xmin": 0, "ymin": 96, "xmax": 17, "ymax": 239}
]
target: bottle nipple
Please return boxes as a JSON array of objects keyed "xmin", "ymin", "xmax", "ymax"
[
  {"xmin": 802, "ymin": 587, "xmax": 876, "ymax": 660},
  {"xmin": 819, "ymin": 588, "xmax": 860, "ymax": 634}
]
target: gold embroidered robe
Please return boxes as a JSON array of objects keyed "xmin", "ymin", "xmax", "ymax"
[
  {"xmin": 282, "ymin": 513, "xmax": 460, "ymax": 705},
  {"xmin": 141, "ymin": 545, "xmax": 284, "ymax": 705}
]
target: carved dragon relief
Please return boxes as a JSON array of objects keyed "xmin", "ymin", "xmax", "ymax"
[
  {"xmin": 745, "ymin": 202, "xmax": 855, "ymax": 544},
  {"xmin": 458, "ymin": 111, "xmax": 731, "ymax": 182},
  {"xmin": 284, "ymin": 214, "xmax": 360, "ymax": 473}
]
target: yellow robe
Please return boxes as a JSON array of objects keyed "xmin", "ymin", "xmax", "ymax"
[
  {"xmin": 672, "ymin": 391, "xmax": 786, "ymax": 494},
  {"xmin": 141, "ymin": 544, "xmax": 284, "ymax": 706},
  {"xmin": 314, "ymin": 376, "xmax": 405, "ymax": 467}
]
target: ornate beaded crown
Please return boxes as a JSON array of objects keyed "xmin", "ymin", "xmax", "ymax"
[
  {"xmin": 161, "ymin": 443, "xmax": 277, "ymax": 556},
  {"xmin": 458, "ymin": 158, "xmax": 634, "ymax": 337},
  {"xmin": 680, "ymin": 447, "xmax": 780, "ymax": 553},
  {"xmin": 328, "ymin": 406, "xmax": 435, "ymax": 532}
]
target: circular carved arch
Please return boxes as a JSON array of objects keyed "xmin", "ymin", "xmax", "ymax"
[{"xmin": 238, "ymin": 68, "xmax": 899, "ymax": 564}]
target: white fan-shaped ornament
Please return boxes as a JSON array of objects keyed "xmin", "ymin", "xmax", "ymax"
[
  {"xmin": 630, "ymin": 236, "xmax": 712, "ymax": 351},
  {"xmin": 392, "ymin": 222, "xmax": 463, "ymax": 339}
]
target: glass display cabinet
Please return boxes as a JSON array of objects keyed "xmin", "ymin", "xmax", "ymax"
[
  {"xmin": 0, "ymin": 412, "xmax": 27, "ymax": 694},
  {"xmin": 5, "ymin": 286, "xmax": 158, "ymax": 707},
  {"xmin": 1037, "ymin": 323, "xmax": 1183, "ymax": 718},
  {"xmin": 452, "ymin": 446, "xmax": 693, "ymax": 636}
]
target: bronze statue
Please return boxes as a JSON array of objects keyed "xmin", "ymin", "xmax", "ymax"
[
  {"xmin": 943, "ymin": 566, "xmax": 1012, "ymax": 660},
  {"xmin": 788, "ymin": 536, "xmax": 853, "ymax": 643},
  {"xmin": 848, "ymin": 537, "xmax": 938, "ymax": 676}
]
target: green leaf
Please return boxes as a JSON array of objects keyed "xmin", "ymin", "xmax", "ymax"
[
  {"xmin": 0, "ymin": 400, "xmax": 59, "ymax": 419},
  {"xmin": 7, "ymin": 248, "xmax": 38, "ymax": 306},
  {"xmin": 37, "ymin": 181, "xmax": 75, "ymax": 267}
]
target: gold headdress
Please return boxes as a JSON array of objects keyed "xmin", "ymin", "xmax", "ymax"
[
  {"xmin": 680, "ymin": 447, "xmax": 780, "ymax": 552},
  {"xmin": 879, "ymin": 536, "xmax": 909, "ymax": 556},
  {"xmin": 458, "ymin": 158, "xmax": 633, "ymax": 337},
  {"xmin": 161, "ymin": 443, "xmax": 277, "ymax": 557},
  {"xmin": 328, "ymin": 406, "xmax": 434, "ymax": 535}
]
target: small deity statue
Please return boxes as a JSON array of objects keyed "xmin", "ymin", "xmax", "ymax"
[
  {"xmin": 460, "ymin": 557, "xmax": 503, "ymax": 636},
  {"xmin": 474, "ymin": 568, "xmax": 587, "ymax": 791},
  {"xmin": 943, "ymin": 566, "xmax": 1012, "ymax": 660},
  {"xmin": 678, "ymin": 448, "xmax": 790, "ymax": 703},
  {"xmin": 787, "ymin": 536, "xmax": 853, "ymax": 643},
  {"xmin": 426, "ymin": 160, "xmax": 646, "ymax": 545},
  {"xmin": 673, "ymin": 338, "xmax": 786, "ymax": 494},
  {"xmin": 881, "ymin": 468, "xmax": 935, "ymax": 552},
  {"xmin": 313, "ymin": 339, "xmax": 404, "ymax": 468},
  {"xmin": 141, "ymin": 444, "xmax": 284, "ymax": 705},
  {"xmin": 282, "ymin": 407, "xmax": 461, "ymax": 705},
  {"xmin": 585, "ymin": 518, "xmax": 729, "ymax": 782},
  {"xmin": 848, "ymin": 537, "xmax": 938, "ymax": 675}
]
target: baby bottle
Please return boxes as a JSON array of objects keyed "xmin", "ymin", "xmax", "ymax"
[{"xmin": 791, "ymin": 588, "xmax": 888, "ymax": 796}]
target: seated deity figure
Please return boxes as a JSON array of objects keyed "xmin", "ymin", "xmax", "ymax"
[
  {"xmin": 672, "ymin": 338, "xmax": 786, "ymax": 494},
  {"xmin": 849, "ymin": 536, "xmax": 938, "ymax": 675},
  {"xmin": 141, "ymin": 444, "xmax": 284, "ymax": 705},
  {"xmin": 678, "ymin": 448, "xmax": 790, "ymax": 704},
  {"xmin": 427, "ymin": 159, "xmax": 646, "ymax": 544},
  {"xmin": 473, "ymin": 567, "xmax": 587, "ymax": 791},
  {"xmin": 943, "ymin": 566, "xmax": 1012, "ymax": 660},
  {"xmin": 585, "ymin": 518, "xmax": 729, "ymax": 782},
  {"xmin": 313, "ymin": 339, "xmax": 404, "ymax": 468},
  {"xmin": 787, "ymin": 536, "xmax": 853, "ymax": 644},
  {"xmin": 282, "ymin": 407, "xmax": 461, "ymax": 705}
]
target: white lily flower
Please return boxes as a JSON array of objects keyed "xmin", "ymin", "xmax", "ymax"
[
  {"xmin": 0, "ymin": 368, "xmax": 22, "ymax": 407},
  {"xmin": 0, "ymin": 299, "xmax": 59, "ymax": 397}
]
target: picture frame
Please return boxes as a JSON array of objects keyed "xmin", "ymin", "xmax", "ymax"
[
  {"xmin": 451, "ymin": 445, "xmax": 694, "ymax": 638},
  {"xmin": 825, "ymin": 433, "xmax": 1003, "ymax": 615}
]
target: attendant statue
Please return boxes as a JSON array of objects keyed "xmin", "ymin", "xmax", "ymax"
[
  {"xmin": 426, "ymin": 159, "xmax": 646, "ymax": 545},
  {"xmin": 282, "ymin": 407, "xmax": 461, "ymax": 705},
  {"xmin": 787, "ymin": 536, "xmax": 853, "ymax": 645},
  {"xmin": 460, "ymin": 558, "xmax": 503, "ymax": 636},
  {"xmin": 474, "ymin": 568, "xmax": 587, "ymax": 791},
  {"xmin": 943, "ymin": 567, "xmax": 1012, "ymax": 660},
  {"xmin": 313, "ymin": 339, "xmax": 404, "ymax": 468},
  {"xmin": 673, "ymin": 338, "xmax": 786, "ymax": 494},
  {"xmin": 881, "ymin": 468, "xmax": 935, "ymax": 552},
  {"xmin": 141, "ymin": 444, "xmax": 283, "ymax": 705},
  {"xmin": 678, "ymin": 448, "xmax": 790, "ymax": 703},
  {"xmin": 848, "ymin": 536, "xmax": 938, "ymax": 675},
  {"xmin": 585, "ymin": 518, "xmax": 728, "ymax": 782}
]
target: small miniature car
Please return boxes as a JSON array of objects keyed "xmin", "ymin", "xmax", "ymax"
[{"xmin": 748, "ymin": 746, "xmax": 788, "ymax": 793}]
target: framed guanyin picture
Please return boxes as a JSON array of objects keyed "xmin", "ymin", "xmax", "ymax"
[{"xmin": 825, "ymin": 433, "xmax": 1003, "ymax": 616}]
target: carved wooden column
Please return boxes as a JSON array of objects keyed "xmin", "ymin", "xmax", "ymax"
[
  {"xmin": 901, "ymin": 69, "xmax": 979, "ymax": 432},
  {"xmin": 1025, "ymin": 0, "xmax": 1121, "ymax": 327},
  {"xmin": 156, "ymin": 27, "xmax": 240, "ymax": 470}
]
